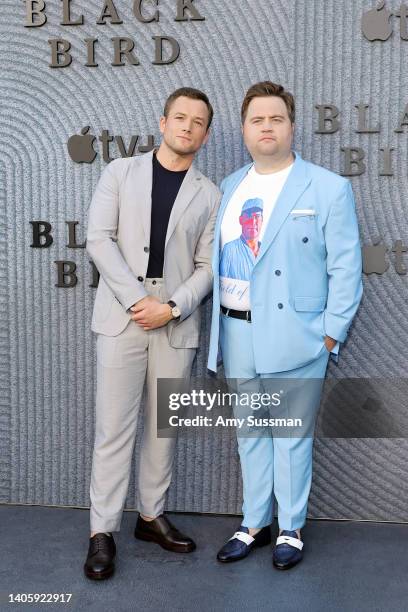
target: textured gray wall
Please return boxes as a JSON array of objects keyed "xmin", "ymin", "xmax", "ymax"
[{"xmin": 1, "ymin": 0, "xmax": 407, "ymax": 521}]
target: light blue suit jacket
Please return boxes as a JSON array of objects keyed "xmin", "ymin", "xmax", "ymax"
[{"xmin": 207, "ymin": 151, "xmax": 363, "ymax": 374}]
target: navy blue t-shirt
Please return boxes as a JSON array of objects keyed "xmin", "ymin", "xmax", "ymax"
[{"xmin": 146, "ymin": 153, "xmax": 188, "ymax": 278}]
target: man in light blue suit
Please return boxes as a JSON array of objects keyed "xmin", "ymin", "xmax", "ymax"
[{"xmin": 208, "ymin": 82, "xmax": 363, "ymax": 569}]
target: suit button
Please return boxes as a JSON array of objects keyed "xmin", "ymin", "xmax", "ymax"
[
  {"xmin": 278, "ymin": 303, "xmax": 283, "ymax": 309},
  {"xmin": 275, "ymin": 270, "xmax": 281, "ymax": 276},
  {"xmin": 138, "ymin": 276, "xmax": 144, "ymax": 282},
  {"xmin": 144, "ymin": 247, "xmax": 149, "ymax": 253},
  {"xmin": 302, "ymin": 237, "xmax": 309, "ymax": 243}
]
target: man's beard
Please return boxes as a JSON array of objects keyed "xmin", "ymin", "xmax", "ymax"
[{"xmin": 165, "ymin": 136, "xmax": 198, "ymax": 157}]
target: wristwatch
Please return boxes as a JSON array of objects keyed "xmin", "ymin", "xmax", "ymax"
[{"xmin": 167, "ymin": 300, "xmax": 181, "ymax": 320}]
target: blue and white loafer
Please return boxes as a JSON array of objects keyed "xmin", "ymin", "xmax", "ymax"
[
  {"xmin": 272, "ymin": 530, "xmax": 304, "ymax": 570},
  {"xmin": 217, "ymin": 525, "xmax": 271, "ymax": 563}
]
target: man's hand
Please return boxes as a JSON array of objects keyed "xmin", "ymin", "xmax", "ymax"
[
  {"xmin": 324, "ymin": 335, "xmax": 337, "ymax": 352},
  {"xmin": 129, "ymin": 295, "xmax": 173, "ymax": 331}
]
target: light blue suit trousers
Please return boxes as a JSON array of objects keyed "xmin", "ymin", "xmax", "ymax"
[{"xmin": 220, "ymin": 313, "xmax": 330, "ymax": 530}]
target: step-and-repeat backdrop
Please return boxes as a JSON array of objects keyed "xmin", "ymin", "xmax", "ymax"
[{"xmin": 1, "ymin": 0, "xmax": 408, "ymax": 520}]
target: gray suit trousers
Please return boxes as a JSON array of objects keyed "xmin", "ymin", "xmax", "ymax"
[{"xmin": 89, "ymin": 279, "xmax": 196, "ymax": 533}]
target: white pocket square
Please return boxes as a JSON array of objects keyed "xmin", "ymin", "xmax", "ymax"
[{"xmin": 290, "ymin": 209, "xmax": 316, "ymax": 215}]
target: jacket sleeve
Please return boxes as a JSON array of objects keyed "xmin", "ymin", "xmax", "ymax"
[
  {"xmin": 85, "ymin": 160, "xmax": 147, "ymax": 311},
  {"xmin": 169, "ymin": 188, "xmax": 221, "ymax": 322},
  {"xmin": 323, "ymin": 180, "xmax": 363, "ymax": 343}
]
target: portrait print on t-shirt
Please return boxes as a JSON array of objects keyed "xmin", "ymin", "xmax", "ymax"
[
  {"xmin": 220, "ymin": 198, "xmax": 263, "ymax": 311},
  {"xmin": 219, "ymin": 162, "xmax": 293, "ymax": 311}
]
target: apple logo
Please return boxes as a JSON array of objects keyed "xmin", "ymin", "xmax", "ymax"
[
  {"xmin": 362, "ymin": 241, "xmax": 389, "ymax": 274},
  {"xmin": 67, "ymin": 127, "xmax": 97, "ymax": 164},
  {"xmin": 362, "ymin": 1, "xmax": 393, "ymax": 41}
]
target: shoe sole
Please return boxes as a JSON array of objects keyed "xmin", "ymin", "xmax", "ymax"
[
  {"xmin": 83, "ymin": 565, "xmax": 115, "ymax": 580},
  {"xmin": 134, "ymin": 530, "xmax": 196, "ymax": 553},
  {"xmin": 217, "ymin": 534, "xmax": 272, "ymax": 563},
  {"xmin": 217, "ymin": 554, "xmax": 250, "ymax": 563},
  {"xmin": 273, "ymin": 558, "xmax": 302, "ymax": 570}
]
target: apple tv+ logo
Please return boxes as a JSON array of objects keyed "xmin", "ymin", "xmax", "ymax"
[
  {"xmin": 67, "ymin": 127, "xmax": 155, "ymax": 164},
  {"xmin": 362, "ymin": 1, "xmax": 408, "ymax": 41}
]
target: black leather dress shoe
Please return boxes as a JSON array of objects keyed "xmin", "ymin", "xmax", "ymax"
[
  {"xmin": 134, "ymin": 514, "xmax": 196, "ymax": 553},
  {"xmin": 217, "ymin": 525, "xmax": 271, "ymax": 563},
  {"xmin": 83, "ymin": 533, "xmax": 116, "ymax": 580}
]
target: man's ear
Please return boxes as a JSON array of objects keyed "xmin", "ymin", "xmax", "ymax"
[
  {"xmin": 203, "ymin": 128, "xmax": 211, "ymax": 145},
  {"xmin": 159, "ymin": 115, "xmax": 166, "ymax": 135}
]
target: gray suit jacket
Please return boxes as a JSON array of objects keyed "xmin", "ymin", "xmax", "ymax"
[{"xmin": 86, "ymin": 151, "xmax": 221, "ymax": 348}]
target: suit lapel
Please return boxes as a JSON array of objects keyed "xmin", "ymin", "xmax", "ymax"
[
  {"xmin": 130, "ymin": 151, "xmax": 202, "ymax": 248},
  {"xmin": 130, "ymin": 150, "xmax": 154, "ymax": 244},
  {"xmin": 165, "ymin": 163, "xmax": 202, "ymax": 247},
  {"xmin": 254, "ymin": 152, "xmax": 311, "ymax": 267}
]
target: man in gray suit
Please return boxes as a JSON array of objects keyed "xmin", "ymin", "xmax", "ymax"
[{"xmin": 84, "ymin": 88, "xmax": 220, "ymax": 580}]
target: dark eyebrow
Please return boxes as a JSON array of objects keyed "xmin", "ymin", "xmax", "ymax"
[
  {"xmin": 173, "ymin": 111, "xmax": 205, "ymax": 121},
  {"xmin": 251, "ymin": 114, "xmax": 285, "ymax": 120}
]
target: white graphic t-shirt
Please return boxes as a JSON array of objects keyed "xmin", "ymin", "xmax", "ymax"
[{"xmin": 220, "ymin": 163, "xmax": 293, "ymax": 311}]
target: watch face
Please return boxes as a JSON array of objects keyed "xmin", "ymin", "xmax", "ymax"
[{"xmin": 172, "ymin": 306, "xmax": 181, "ymax": 318}]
